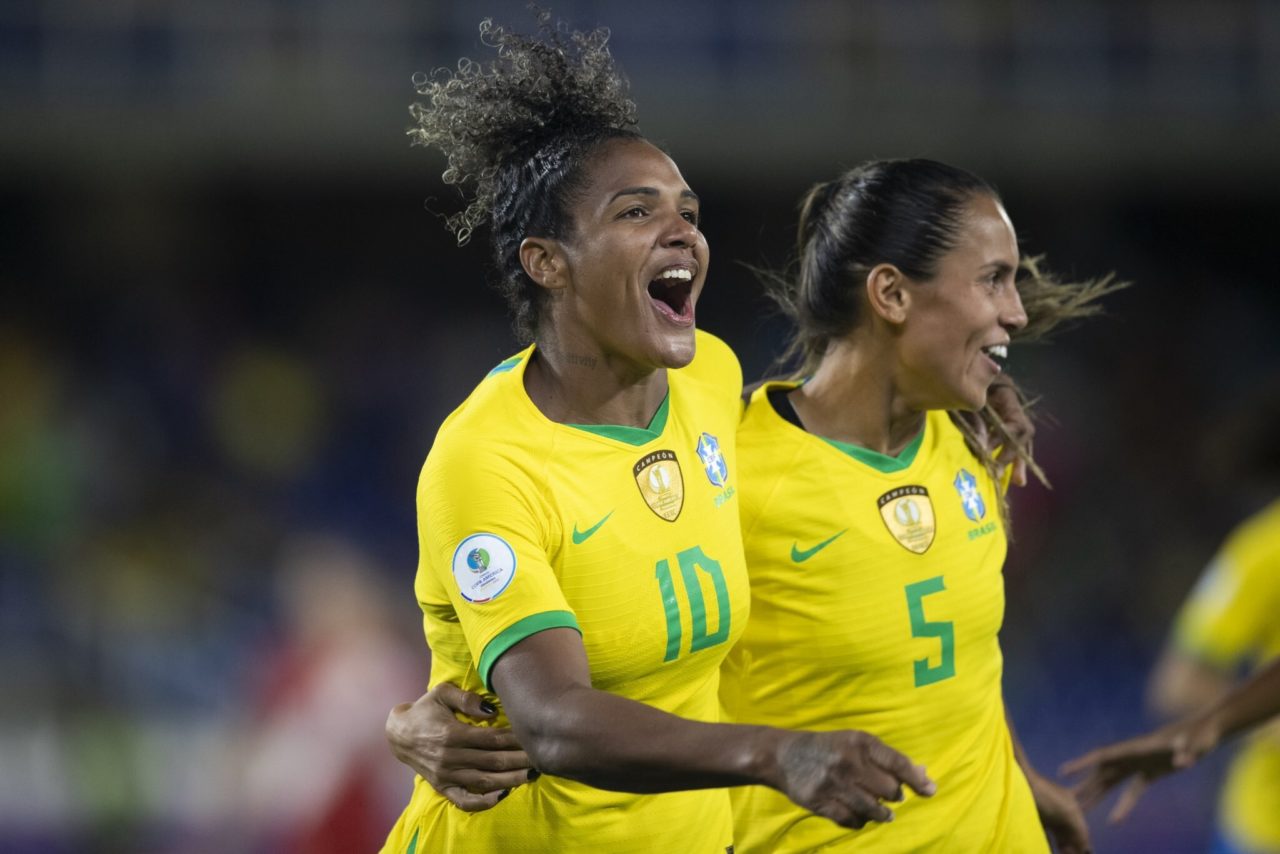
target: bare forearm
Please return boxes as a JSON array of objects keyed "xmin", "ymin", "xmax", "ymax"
[
  {"xmin": 1202, "ymin": 657, "xmax": 1280, "ymax": 746},
  {"xmin": 509, "ymin": 682, "xmax": 785, "ymax": 793},
  {"xmin": 489, "ymin": 627, "xmax": 934, "ymax": 828}
]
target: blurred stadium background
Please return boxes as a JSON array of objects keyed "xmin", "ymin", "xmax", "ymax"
[{"xmin": 2, "ymin": 1, "xmax": 1278, "ymax": 851}]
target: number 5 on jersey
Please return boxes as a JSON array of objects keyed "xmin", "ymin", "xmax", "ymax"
[
  {"xmin": 655, "ymin": 546, "xmax": 732, "ymax": 662},
  {"xmin": 905, "ymin": 576, "xmax": 956, "ymax": 687}
]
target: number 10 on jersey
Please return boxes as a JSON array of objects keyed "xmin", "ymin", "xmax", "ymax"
[{"xmin": 655, "ymin": 546, "xmax": 732, "ymax": 662}]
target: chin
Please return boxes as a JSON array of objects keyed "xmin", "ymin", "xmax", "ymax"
[
  {"xmin": 941, "ymin": 386, "xmax": 987, "ymax": 413},
  {"xmin": 656, "ymin": 333, "xmax": 697, "ymax": 370}
]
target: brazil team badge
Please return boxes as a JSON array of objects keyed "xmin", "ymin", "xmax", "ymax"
[
  {"xmin": 953, "ymin": 468, "xmax": 986, "ymax": 521},
  {"xmin": 634, "ymin": 449, "xmax": 684, "ymax": 521},
  {"xmin": 877, "ymin": 485, "xmax": 936, "ymax": 553},
  {"xmin": 695, "ymin": 432, "xmax": 728, "ymax": 487}
]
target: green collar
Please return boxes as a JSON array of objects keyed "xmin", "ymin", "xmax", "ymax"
[
  {"xmin": 821, "ymin": 422, "xmax": 925, "ymax": 472},
  {"xmin": 567, "ymin": 393, "xmax": 671, "ymax": 446}
]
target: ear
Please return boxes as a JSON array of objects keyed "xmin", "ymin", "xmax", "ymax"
[
  {"xmin": 519, "ymin": 237, "xmax": 568, "ymax": 292},
  {"xmin": 865, "ymin": 263, "xmax": 909, "ymax": 325}
]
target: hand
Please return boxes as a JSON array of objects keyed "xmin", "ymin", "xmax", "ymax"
[
  {"xmin": 1026, "ymin": 769, "xmax": 1091, "ymax": 854},
  {"xmin": 386, "ymin": 683, "xmax": 534, "ymax": 812},
  {"xmin": 1059, "ymin": 716, "xmax": 1219, "ymax": 824},
  {"xmin": 985, "ymin": 377, "xmax": 1035, "ymax": 487},
  {"xmin": 773, "ymin": 730, "xmax": 935, "ymax": 829}
]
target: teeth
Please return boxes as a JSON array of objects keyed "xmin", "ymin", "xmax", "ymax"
[
  {"xmin": 658, "ymin": 268, "xmax": 692, "ymax": 281},
  {"xmin": 986, "ymin": 344, "xmax": 1008, "ymax": 360}
]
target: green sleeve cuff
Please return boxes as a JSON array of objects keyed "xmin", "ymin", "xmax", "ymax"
[{"xmin": 478, "ymin": 610, "xmax": 581, "ymax": 691}]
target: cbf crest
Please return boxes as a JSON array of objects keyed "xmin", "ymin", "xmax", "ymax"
[
  {"xmin": 695, "ymin": 432, "xmax": 728, "ymax": 487},
  {"xmin": 953, "ymin": 468, "xmax": 986, "ymax": 521},
  {"xmin": 634, "ymin": 449, "xmax": 684, "ymax": 521},
  {"xmin": 877, "ymin": 485, "xmax": 936, "ymax": 554}
]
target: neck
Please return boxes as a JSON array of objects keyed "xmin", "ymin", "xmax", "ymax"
[
  {"xmin": 524, "ymin": 328, "xmax": 669, "ymax": 428},
  {"xmin": 789, "ymin": 335, "xmax": 925, "ymax": 455}
]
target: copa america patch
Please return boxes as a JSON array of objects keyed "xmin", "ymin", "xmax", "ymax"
[{"xmin": 451, "ymin": 533, "xmax": 517, "ymax": 603}]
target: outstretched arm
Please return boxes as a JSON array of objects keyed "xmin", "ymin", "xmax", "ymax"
[
  {"xmin": 489, "ymin": 627, "xmax": 935, "ymax": 828},
  {"xmin": 1061, "ymin": 657, "xmax": 1280, "ymax": 823},
  {"xmin": 390, "ymin": 628, "xmax": 937, "ymax": 826}
]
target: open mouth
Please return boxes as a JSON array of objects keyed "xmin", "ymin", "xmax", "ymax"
[
  {"xmin": 647, "ymin": 267, "xmax": 694, "ymax": 324},
  {"xmin": 981, "ymin": 343, "xmax": 1008, "ymax": 370}
]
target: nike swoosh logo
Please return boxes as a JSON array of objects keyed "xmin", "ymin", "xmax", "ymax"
[
  {"xmin": 791, "ymin": 530, "xmax": 848, "ymax": 563},
  {"xmin": 572, "ymin": 511, "xmax": 614, "ymax": 545}
]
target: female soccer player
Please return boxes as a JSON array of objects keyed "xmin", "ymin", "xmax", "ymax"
[
  {"xmin": 719, "ymin": 159, "xmax": 1089, "ymax": 853},
  {"xmin": 380, "ymin": 14, "xmax": 935, "ymax": 854},
  {"xmin": 391, "ymin": 156, "xmax": 1116, "ymax": 854}
]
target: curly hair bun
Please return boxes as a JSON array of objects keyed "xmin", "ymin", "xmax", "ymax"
[{"xmin": 408, "ymin": 7, "xmax": 639, "ymax": 243}]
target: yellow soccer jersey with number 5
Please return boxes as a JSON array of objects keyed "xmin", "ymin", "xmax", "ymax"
[
  {"xmin": 381, "ymin": 330, "xmax": 749, "ymax": 854},
  {"xmin": 1173, "ymin": 498, "xmax": 1280, "ymax": 853},
  {"xmin": 720, "ymin": 381, "xmax": 1047, "ymax": 853}
]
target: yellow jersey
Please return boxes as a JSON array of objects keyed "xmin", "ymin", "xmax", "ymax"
[
  {"xmin": 382, "ymin": 330, "xmax": 749, "ymax": 854},
  {"xmin": 720, "ymin": 381, "xmax": 1048, "ymax": 853},
  {"xmin": 1174, "ymin": 497, "xmax": 1280, "ymax": 853}
]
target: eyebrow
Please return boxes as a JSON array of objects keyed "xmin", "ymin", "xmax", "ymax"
[{"xmin": 608, "ymin": 187, "xmax": 700, "ymax": 205}]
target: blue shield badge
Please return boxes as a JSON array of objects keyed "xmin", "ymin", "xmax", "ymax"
[
  {"xmin": 696, "ymin": 432, "xmax": 729, "ymax": 487},
  {"xmin": 953, "ymin": 469, "xmax": 986, "ymax": 522}
]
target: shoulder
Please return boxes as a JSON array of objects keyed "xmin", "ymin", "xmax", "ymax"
[
  {"xmin": 1216, "ymin": 498, "xmax": 1280, "ymax": 580},
  {"xmin": 422, "ymin": 348, "xmax": 552, "ymax": 493},
  {"xmin": 683, "ymin": 329, "xmax": 743, "ymax": 390}
]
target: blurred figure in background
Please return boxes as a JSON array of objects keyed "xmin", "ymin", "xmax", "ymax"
[
  {"xmin": 1066, "ymin": 658, "xmax": 1280, "ymax": 843},
  {"xmin": 1069, "ymin": 385, "xmax": 1280, "ymax": 852},
  {"xmin": 234, "ymin": 535, "xmax": 421, "ymax": 854}
]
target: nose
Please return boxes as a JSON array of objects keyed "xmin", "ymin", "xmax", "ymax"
[
  {"xmin": 1002, "ymin": 281, "xmax": 1028, "ymax": 332},
  {"xmin": 660, "ymin": 210, "xmax": 700, "ymax": 248}
]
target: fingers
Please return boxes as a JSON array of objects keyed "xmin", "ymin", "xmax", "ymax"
[
  {"xmin": 1072, "ymin": 773, "xmax": 1118, "ymax": 812},
  {"xmin": 1011, "ymin": 457, "xmax": 1028, "ymax": 487},
  {"xmin": 440, "ymin": 784, "xmax": 509, "ymax": 813},
  {"xmin": 446, "ymin": 764, "xmax": 535, "ymax": 794},
  {"xmin": 1169, "ymin": 732, "xmax": 1196, "ymax": 769},
  {"xmin": 440, "ymin": 723, "xmax": 525, "ymax": 752},
  {"xmin": 1108, "ymin": 777, "xmax": 1148, "ymax": 824},
  {"xmin": 868, "ymin": 740, "xmax": 936, "ymax": 798},
  {"xmin": 825, "ymin": 788, "xmax": 895, "ymax": 829},
  {"xmin": 444, "ymin": 745, "xmax": 533, "ymax": 775},
  {"xmin": 429, "ymin": 682, "xmax": 499, "ymax": 720},
  {"xmin": 1058, "ymin": 750, "xmax": 1101, "ymax": 778}
]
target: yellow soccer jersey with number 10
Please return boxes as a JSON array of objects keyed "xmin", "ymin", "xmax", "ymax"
[
  {"xmin": 720, "ymin": 381, "xmax": 1048, "ymax": 853},
  {"xmin": 1173, "ymin": 497, "xmax": 1280, "ymax": 853},
  {"xmin": 381, "ymin": 330, "xmax": 749, "ymax": 854}
]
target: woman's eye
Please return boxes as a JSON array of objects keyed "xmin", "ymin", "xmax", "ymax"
[
  {"xmin": 622, "ymin": 206, "xmax": 648, "ymax": 218},
  {"xmin": 682, "ymin": 210, "xmax": 700, "ymax": 225}
]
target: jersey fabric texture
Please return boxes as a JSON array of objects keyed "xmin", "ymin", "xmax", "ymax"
[
  {"xmin": 1174, "ymin": 498, "xmax": 1280, "ymax": 853},
  {"xmin": 381, "ymin": 330, "xmax": 749, "ymax": 854},
  {"xmin": 720, "ymin": 381, "xmax": 1048, "ymax": 853}
]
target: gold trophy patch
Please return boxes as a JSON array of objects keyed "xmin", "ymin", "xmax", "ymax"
[
  {"xmin": 634, "ymin": 449, "xmax": 684, "ymax": 522},
  {"xmin": 877, "ymin": 485, "xmax": 935, "ymax": 553}
]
